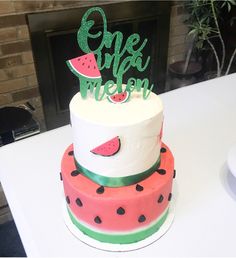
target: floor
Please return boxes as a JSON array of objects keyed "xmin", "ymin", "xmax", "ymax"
[{"xmin": 0, "ymin": 220, "xmax": 26, "ymax": 257}]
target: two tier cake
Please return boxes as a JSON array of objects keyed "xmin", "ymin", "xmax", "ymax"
[{"xmin": 60, "ymin": 6, "xmax": 175, "ymax": 250}]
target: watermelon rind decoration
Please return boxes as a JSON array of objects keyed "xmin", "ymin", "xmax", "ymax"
[
  {"xmin": 108, "ymin": 91, "xmax": 130, "ymax": 104},
  {"xmin": 90, "ymin": 136, "xmax": 121, "ymax": 157},
  {"xmin": 66, "ymin": 53, "xmax": 101, "ymax": 79}
]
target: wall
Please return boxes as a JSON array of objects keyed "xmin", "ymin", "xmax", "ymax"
[{"xmin": 168, "ymin": 1, "xmax": 189, "ymax": 65}]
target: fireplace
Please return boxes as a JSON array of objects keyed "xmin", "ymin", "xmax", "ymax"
[{"xmin": 28, "ymin": 1, "xmax": 171, "ymax": 130}]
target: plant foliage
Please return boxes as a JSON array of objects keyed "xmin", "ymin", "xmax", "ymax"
[{"xmin": 185, "ymin": 0, "xmax": 236, "ymax": 76}]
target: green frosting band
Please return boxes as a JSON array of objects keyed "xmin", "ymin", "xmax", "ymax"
[
  {"xmin": 68, "ymin": 207, "xmax": 169, "ymax": 244},
  {"xmin": 74, "ymin": 156, "xmax": 160, "ymax": 187}
]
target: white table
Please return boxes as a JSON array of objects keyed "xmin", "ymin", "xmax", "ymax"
[{"xmin": 1, "ymin": 74, "xmax": 236, "ymax": 257}]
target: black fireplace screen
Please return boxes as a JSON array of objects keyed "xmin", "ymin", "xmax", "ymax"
[{"xmin": 28, "ymin": 1, "xmax": 171, "ymax": 130}]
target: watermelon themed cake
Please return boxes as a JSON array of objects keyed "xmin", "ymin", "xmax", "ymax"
[{"xmin": 60, "ymin": 7, "xmax": 175, "ymax": 250}]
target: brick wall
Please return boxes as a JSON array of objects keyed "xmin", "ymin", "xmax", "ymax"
[
  {"xmin": 0, "ymin": 2, "xmax": 41, "ymax": 130},
  {"xmin": 0, "ymin": 0, "xmax": 114, "ymax": 132},
  {"xmin": 168, "ymin": 2, "xmax": 189, "ymax": 65}
]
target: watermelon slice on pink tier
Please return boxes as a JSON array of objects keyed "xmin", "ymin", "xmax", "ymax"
[
  {"xmin": 66, "ymin": 53, "xmax": 101, "ymax": 79},
  {"xmin": 90, "ymin": 136, "xmax": 120, "ymax": 157},
  {"xmin": 108, "ymin": 91, "xmax": 130, "ymax": 104}
]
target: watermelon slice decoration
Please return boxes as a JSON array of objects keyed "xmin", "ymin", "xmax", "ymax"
[
  {"xmin": 66, "ymin": 53, "xmax": 101, "ymax": 79},
  {"xmin": 108, "ymin": 91, "xmax": 130, "ymax": 104},
  {"xmin": 90, "ymin": 136, "xmax": 120, "ymax": 157}
]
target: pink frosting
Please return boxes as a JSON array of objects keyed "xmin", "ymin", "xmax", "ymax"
[{"xmin": 61, "ymin": 143, "xmax": 174, "ymax": 231}]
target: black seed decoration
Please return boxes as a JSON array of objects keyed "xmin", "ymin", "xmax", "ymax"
[
  {"xmin": 173, "ymin": 169, "xmax": 176, "ymax": 178},
  {"xmin": 96, "ymin": 186, "xmax": 105, "ymax": 194},
  {"xmin": 157, "ymin": 169, "xmax": 166, "ymax": 175},
  {"xmin": 160, "ymin": 147, "xmax": 166, "ymax": 153},
  {"xmin": 168, "ymin": 193, "xmax": 172, "ymax": 201},
  {"xmin": 71, "ymin": 170, "xmax": 80, "ymax": 177},
  {"xmin": 136, "ymin": 184, "xmax": 143, "ymax": 191},
  {"xmin": 117, "ymin": 207, "xmax": 125, "ymax": 215},
  {"xmin": 68, "ymin": 150, "xmax": 74, "ymax": 156},
  {"xmin": 76, "ymin": 198, "xmax": 83, "ymax": 207},
  {"xmin": 66, "ymin": 196, "xmax": 70, "ymax": 204},
  {"xmin": 158, "ymin": 194, "xmax": 164, "ymax": 203},
  {"xmin": 60, "ymin": 172, "xmax": 63, "ymax": 181},
  {"xmin": 82, "ymin": 62, "xmax": 85, "ymax": 65},
  {"xmin": 138, "ymin": 215, "xmax": 146, "ymax": 223},
  {"xmin": 94, "ymin": 216, "xmax": 102, "ymax": 224}
]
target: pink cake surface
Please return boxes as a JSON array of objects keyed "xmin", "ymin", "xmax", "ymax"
[{"xmin": 61, "ymin": 143, "xmax": 174, "ymax": 232}]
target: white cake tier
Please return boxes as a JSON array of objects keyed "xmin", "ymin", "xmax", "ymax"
[{"xmin": 70, "ymin": 90, "xmax": 163, "ymax": 179}]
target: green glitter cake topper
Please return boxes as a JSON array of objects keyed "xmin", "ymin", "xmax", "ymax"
[{"xmin": 66, "ymin": 7, "xmax": 154, "ymax": 101}]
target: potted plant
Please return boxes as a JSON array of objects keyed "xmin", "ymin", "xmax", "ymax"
[{"xmin": 184, "ymin": 0, "xmax": 236, "ymax": 78}]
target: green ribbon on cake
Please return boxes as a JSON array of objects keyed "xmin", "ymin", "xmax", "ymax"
[
  {"xmin": 74, "ymin": 157, "xmax": 160, "ymax": 187},
  {"xmin": 67, "ymin": 206, "xmax": 169, "ymax": 244}
]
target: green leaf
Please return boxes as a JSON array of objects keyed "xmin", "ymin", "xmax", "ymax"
[
  {"xmin": 228, "ymin": 0, "xmax": 236, "ymax": 5},
  {"xmin": 221, "ymin": 2, "xmax": 226, "ymax": 7},
  {"xmin": 188, "ymin": 29, "xmax": 198, "ymax": 36},
  {"xmin": 230, "ymin": 16, "xmax": 236, "ymax": 26},
  {"xmin": 196, "ymin": 40, "xmax": 204, "ymax": 49}
]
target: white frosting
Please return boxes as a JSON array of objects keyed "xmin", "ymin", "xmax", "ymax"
[{"xmin": 70, "ymin": 90, "xmax": 163, "ymax": 178}]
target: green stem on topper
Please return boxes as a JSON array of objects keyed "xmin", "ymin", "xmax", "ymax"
[{"xmin": 117, "ymin": 77, "xmax": 123, "ymax": 93}]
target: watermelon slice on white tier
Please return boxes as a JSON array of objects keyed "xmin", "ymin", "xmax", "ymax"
[
  {"xmin": 90, "ymin": 136, "xmax": 121, "ymax": 157},
  {"xmin": 66, "ymin": 53, "xmax": 101, "ymax": 79},
  {"xmin": 108, "ymin": 91, "xmax": 130, "ymax": 104}
]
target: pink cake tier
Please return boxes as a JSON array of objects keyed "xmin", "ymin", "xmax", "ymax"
[{"xmin": 61, "ymin": 143, "xmax": 175, "ymax": 244}]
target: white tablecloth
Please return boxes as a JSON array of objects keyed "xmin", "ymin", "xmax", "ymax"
[{"xmin": 1, "ymin": 74, "xmax": 236, "ymax": 257}]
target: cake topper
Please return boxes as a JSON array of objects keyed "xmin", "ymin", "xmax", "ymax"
[{"xmin": 66, "ymin": 7, "xmax": 154, "ymax": 101}]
